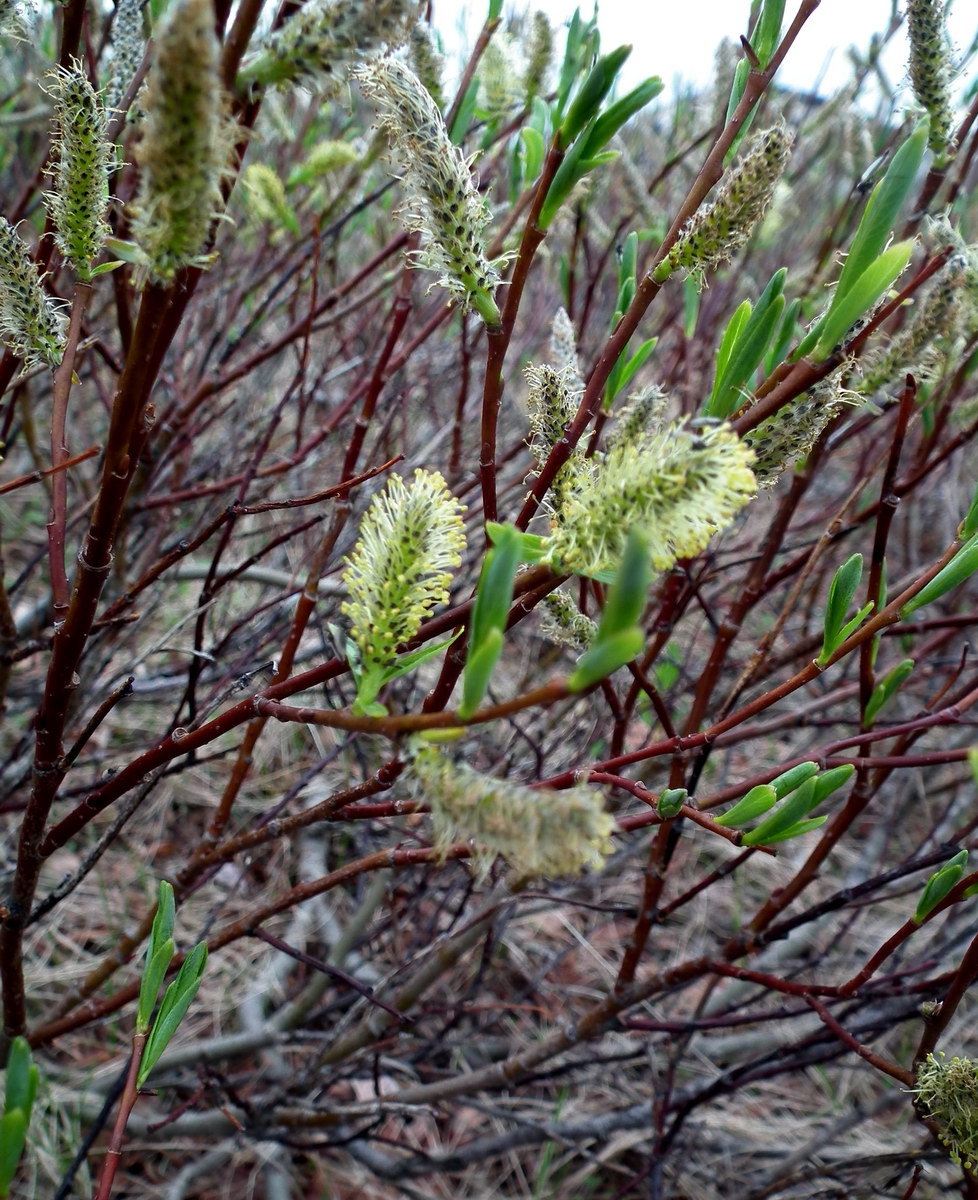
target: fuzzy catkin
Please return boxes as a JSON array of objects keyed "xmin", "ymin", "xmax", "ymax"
[
  {"xmin": 907, "ymin": 0, "xmax": 956, "ymax": 164},
  {"xmin": 239, "ymin": 0, "xmax": 418, "ymax": 94},
  {"xmin": 524, "ymin": 364, "xmax": 592, "ymax": 518},
  {"xmin": 44, "ymin": 65, "xmax": 114, "ymax": 280},
  {"xmin": 342, "ymin": 470, "xmax": 466, "ymax": 674},
  {"xmin": 914, "ymin": 1053, "xmax": 978, "ymax": 1168},
  {"xmin": 105, "ymin": 0, "xmax": 146, "ymax": 113},
  {"xmin": 746, "ymin": 374, "xmax": 844, "ymax": 488},
  {"xmin": 0, "ymin": 220, "xmax": 67, "ymax": 369},
  {"xmin": 130, "ymin": 0, "xmax": 228, "ymax": 282},
  {"xmin": 409, "ymin": 747, "xmax": 615, "ymax": 879},
  {"xmin": 657, "ymin": 124, "xmax": 792, "ymax": 285},
  {"xmin": 356, "ymin": 57, "xmax": 502, "ymax": 325}
]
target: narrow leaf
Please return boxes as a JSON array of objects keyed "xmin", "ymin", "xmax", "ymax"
[
  {"xmin": 568, "ymin": 627, "xmax": 644, "ymax": 691},
  {"xmin": 902, "ymin": 534, "xmax": 978, "ymax": 617},
  {"xmin": 914, "ymin": 849, "xmax": 968, "ymax": 922},
  {"xmin": 819, "ymin": 554, "xmax": 864, "ymax": 664},
  {"xmin": 864, "ymin": 658, "xmax": 915, "ymax": 725},
  {"xmin": 137, "ymin": 943, "xmax": 208, "ymax": 1087},
  {"xmin": 714, "ymin": 784, "xmax": 778, "ymax": 827}
]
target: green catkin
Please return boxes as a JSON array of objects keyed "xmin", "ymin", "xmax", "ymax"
[
  {"xmin": 408, "ymin": 20, "xmax": 444, "ymax": 110},
  {"xmin": 239, "ymin": 0, "xmax": 418, "ymax": 94},
  {"xmin": 523, "ymin": 10, "xmax": 553, "ymax": 101},
  {"xmin": 524, "ymin": 364, "xmax": 593, "ymax": 519},
  {"xmin": 746, "ymin": 373, "xmax": 845, "ymax": 488},
  {"xmin": 0, "ymin": 219, "xmax": 67, "ymax": 369},
  {"xmin": 914, "ymin": 1053, "xmax": 978, "ymax": 1169},
  {"xmin": 856, "ymin": 259, "xmax": 965, "ymax": 396},
  {"xmin": 549, "ymin": 307, "xmax": 584, "ymax": 396},
  {"xmin": 342, "ymin": 470, "xmax": 466, "ymax": 676},
  {"xmin": 44, "ymin": 64, "xmax": 114, "ymax": 280},
  {"xmin": 907, "ymin": 0, "xmax": 956, "ymax": 165},
  {"xmin": 130, "ymin": 0, "xmax": 228, "ymax": 282},
  {"xmin": 541, "ymin": 588, "xmax": 597, "ymax": 650},
  {"xmin": 240, "ymin": 163, "xmax": 299, "ymax": 235},
  {"xmin": 656, "ymin": 124, "xmax": 792, "ymax": 285},
  {"xmin": 607, "ymin": 385, "xmax": 669, "ymax": 450},
  {"xmin": 408, "ymin": 746, "xmax": 615, "ymax": 879},
  {"xmin": 356, "ymin": 57, "xmax": 503, "ymax": 326},
  {"xmin": 105, "ymin": 0, "xmax": 147, "ymax": 113},
  {"xmin": 550, "ymin": 420, "xmax": 756, "ymax": 576}
]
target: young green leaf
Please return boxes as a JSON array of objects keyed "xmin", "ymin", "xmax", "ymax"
[
  {"xmin": 835, "ymin": 120, "xmax": 928, "ymax": 302},
  {"xmin": 769, "ymin": 760, "xmax": 819, "ymax": 799},
  {"xmin": 593, "ymin": 528, "xmax": 652, "ymax": 641},
  {"xmin": 3, "ymin": 1039, "xmax": 37, "ymax": 1118},
  {"xmin": 458, "ymin": 627, "xmax": 504, "ymax": 719},
  {"xmin": 0, "ymin": 1110, "xmax": 27, "ymax": 1199},
  {"xmin": 740, "ymin": 777, "xmax": 819, "ymax": 844},
  {"xmin": 752, "ymin": 0, "xmax": 786, "ymax": 66},
  {"xmin": 708, "ymin": 271, "xmax": 786, "ymax": 417},
  {"xmin": 902, "ymin": 534, "xmax": 978, "ymax": 617},
  {"xmin": 137, "ymin": 936, "xmax": 175, "ymax": 1034},
  {"xmin": 714, "ymin": 783, "xmax": 778, "ymax": 827},
  {"xmin": 579, "ymin": 76, "xmax": 664, "ymax": 157},
  {"xmin": 137, "ymin": 942, "xmax": 208, "ymax": 1087},
  {"xmin": 711, "ymin": 300, "xmax": 752, "ymax": 404},
  {"xmin": 810, "ymin": 240, "xmax": 914, "ymax": 362},
  {"xmin": 914, "ymin": 849, "xmax": 968, "ymax": 923},
  {"xmin": 818, "ymin": 553, "xmax": 864, "ymax": 665},
  {"xmin": 558, "ymin": 45, "xmax": 631, "ymax": 148},
  {"xmin": 809, "ymin": 763, "xmax": 855, "ymax": 806},
  {"xmin": 864, "ymin": 658, "xmax": 915, "ymax": 725},
  {"xmin": 749, "ymin": 815, "xmax": 827, "ymax": 844},
  {"xmin": 567, "ymin": 627, "xmax": 644, "ymax": 691}
]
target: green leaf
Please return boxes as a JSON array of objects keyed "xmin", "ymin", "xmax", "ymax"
[
  {"xmin": 457, "ymin": 627, "xmax": 504, "ymax": 719},
  {"xmin": 740, "ymin": 777, "xmax": 820, "ymax": 844},
  {"xmin": 714, "ymin": 784, "xmax": 778, "ymax": 827},
  {"xmin": 764, "ymin": 296, "xmax": 801, "ymax": 375},
  {"xmin": 864, "ymin": 658, "xmax": 914, "ymax": 725},
  {"xmin": 137, "ymin": 943, "xmax": 208, "ymax": 1088},
  {"xmin": 708, "ymin": 286, "xmax": 785, "ymax": 418},
  {"xmin": 593, "ymin": 529, "xmax": 652, "ymax": 640},
  {"xmin": 469, "ymin": 525, "xmax": 522, "ymax": 655},
  {"xmin": 137, "ymin": 937, "xmax": 175, "ymax": 1034},
  {"xmin": 683, "ymin": 275, "xmax": 700, "ymax": 339},
  {"xmin": 3, "ymin": 1039, "xmax": 32, "ymax": 1118},
  {"xmin": 961, "ymin": 479, "xmax": 978, "ymax": 539},
  {"xmin": 818, "ymin": 553, "xmax": 864, "ymax": 665},
  {"xmin": 520, "ymin": 126, "xmax": 545, "ymax": 184},
  {"xmin": 567, "ymin": 627, "xmax": 644, "ymax": 691},
  {"xmin": 835, "ymin": 120, "xmax": 928, "ymax": 303},
  {"xmin": 579, "ymin": 76, "xmax": 664, "ymax": 157},
  {"xmin": 486, "ymin": 523, "xmax": 549, "ymax": 563},
  {"xmin": 0, "ymin": 1110, "xmax": 27, "ymax": 1198},
  {"xmin": 712, "ymin": 300, "xmax": 752, "ymax": 399},
  {"xmin": 448, "ymin": 78, "xmax": 480, "ymax": 145},
  {"xmin": 753, "ymin": 0, "xmax": 786, "ymax": 66},
  {"xmin": 811, "ymin": 240, "xmax": 914, "ymax": 362},
  {"xmin": 809, "ymin": 763, "xmax": 855, "ymax": 806},
  {"xmin": 901, "ymin": 533, "xmax": 978, "ymax": 617},
  {"xmin": 558, "ymin": 45, "xmax": 632, "ymax": 148},
  {"xmin": 769, "ymin": 761, "xmax": 819, "ymax": 799},
  {"xmin": 914, "ymin": 849, "xmax": 968, "ymax": 923},
  {"xmin": 749, "ymin": 815, "xmax": 827, "ymax": 844},
  {"xmin": 378, "ymin": 632, "xmax": 461, "ymax": 688}
]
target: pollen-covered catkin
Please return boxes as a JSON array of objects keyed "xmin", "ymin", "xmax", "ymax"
[
  {"xmin": 656, "ymin": 124, "xmax": 792, "ymax": 285},
  {"xmin": 342, "ymin": 470, "xmax": 466, "ymax": 674},
  {"xmin": 408, "ymin": 746, "xmax": 615, "ymax": 879},
  {"xmin": 549, "ymin": 420, "xmax": 756, "ymax": 576},
  {"xmin": 914, "ymin": 1053, "xmax": 978, "ymax": 1168},
  {"xmin": 0, "ymin": 220, "xmax": 67, "ymax": 369},
  {"xmin": 130, "ymin": 0, "xmax": 228, "ymax": 281},
  {"xmin": 44, "ymin": 64, "xmax": 114, "ymax": 280},
  {"xmin": 356, "ymin": 57, "xmax": 503, "ymax": 326},
  {"xmin": 907, "ymin": 0, "xmax": 956, "ymax": 164},
  {"xmin": 239, "ymin": 0, "xmax": 418, "ymax": 94}
]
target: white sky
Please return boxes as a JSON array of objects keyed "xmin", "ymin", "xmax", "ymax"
[{"xmin": 435, "ymin": 0, "xmax": 978, "ymax": 103}]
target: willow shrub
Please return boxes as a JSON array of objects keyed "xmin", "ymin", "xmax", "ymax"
[{"xmin": 2, "ymin": 0, "xmax": 978, "ymax": 1196}]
